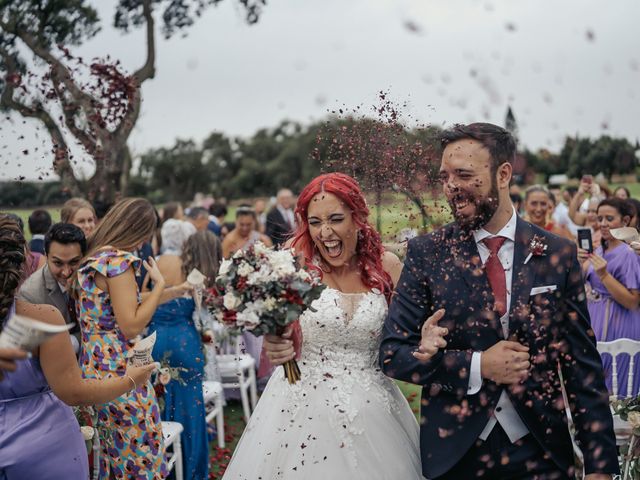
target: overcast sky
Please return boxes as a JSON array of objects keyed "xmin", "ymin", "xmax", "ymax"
[{"xmin": 1, "ymin": 0, "xmax": 638, "ymax": 180}]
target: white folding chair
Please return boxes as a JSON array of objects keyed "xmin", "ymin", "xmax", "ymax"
[
  {"xmin": 597, "ymin": 339, "xmax": 640, "ymax": 480},
  {"xmin": 217, "ymin": 335, "xmax": 258, "ymax": 422},
  {"xmin": 161, "ymin": 421, "xmax": 184, "ymax": 480},
  {"xmin": 203, "ymin": 380, "xmax": 226, "ymax": 447}
]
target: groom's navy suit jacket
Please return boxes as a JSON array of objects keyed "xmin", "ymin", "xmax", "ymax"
[{"xmin": 380, "ymin": 217, "xmax": 618, "ymax": 479}]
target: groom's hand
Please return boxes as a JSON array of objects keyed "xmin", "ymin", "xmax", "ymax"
[
  {"xmin": 480, "ymin": 341, "xmax": 530, "ymax": 385},
  {"xmin": 413, "ymin": 309, "xmax": 448, "ymax": 362}
]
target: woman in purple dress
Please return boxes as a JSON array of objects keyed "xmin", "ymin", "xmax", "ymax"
[
  {"xmin": 581, "ymin": 198, "xmax": 640, "ymax": 397},
  {"xmin": 0, "ymin": 215, "xmax": 156, "ymax": 479}
]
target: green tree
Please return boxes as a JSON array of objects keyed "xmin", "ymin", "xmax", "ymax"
[
  {"xmin": 0, "ymin": 0, "xmax": 265, "ymax": 202},
  {"xmin": 137, "ymin": 139, "xmax": 213, "ymax": 202}
]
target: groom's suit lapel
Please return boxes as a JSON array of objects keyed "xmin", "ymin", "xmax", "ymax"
[
  {"xmin": 508, "ymin": 217, "xmax": 538, "ymax": 336},
  {"xmin": 450, "ymin": 225, "xmax": 502, "ymax": 341}
]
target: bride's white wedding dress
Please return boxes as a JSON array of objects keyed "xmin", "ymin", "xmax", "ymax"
[{"xmin": 223, "ymin": 288, "xmax": 424, "ymax": 479}]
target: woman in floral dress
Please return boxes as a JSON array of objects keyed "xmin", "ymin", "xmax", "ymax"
[{"xmin": 75, "ymin": 198, "xmax": 189, "ymax": 480}]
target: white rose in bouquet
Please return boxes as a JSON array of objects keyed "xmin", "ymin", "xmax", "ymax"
[
  {"xmin": 237, "ymin": 261, "xmax": 254, "ymax": 277},
  {"xmin": 627, "ymin": 411, "xmax": 640, "ymax": 429},
  {"xmin": 223, "ymin": 291, "xmax": 242, "ymax": 310},
  {"xmin": 248, "ymin": 264, "xmax": 272, "ymax": 286},
  {"xmin": 264, "ymin": 297, "xmax": 278, "ymax": 311},
  {"xmin": 219, "ymin": 259, "xmax": 232, "ymax": 277},
  {"xmin": 253, "ymin": 242, "xmax": 270, "ymax": 256},
  {"xmin": 270, "ymin": 250, "xmax": 296, "ymax": 276},
  {"xmin": 236, "ymin": 309, "xmax": 260, "ymax": 330}
]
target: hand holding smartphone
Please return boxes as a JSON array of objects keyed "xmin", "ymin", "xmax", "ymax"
[{"xmin": 577, "ymin": 228, "xmax": 593, "ymax": 254}]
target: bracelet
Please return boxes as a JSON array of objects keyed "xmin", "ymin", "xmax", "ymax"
[{"xmin": 125, "ymin": 374, "xmax": 137, "ymax": 391}]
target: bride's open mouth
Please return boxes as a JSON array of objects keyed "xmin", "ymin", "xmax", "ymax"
[{"xmin": 322, "ymin": 239, "xmax": 343, "ymax": 258}]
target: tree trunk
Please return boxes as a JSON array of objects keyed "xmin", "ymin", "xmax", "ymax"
[{"xmin": 402, "ymin": 190, "xmax": 431, "ymax": 232}]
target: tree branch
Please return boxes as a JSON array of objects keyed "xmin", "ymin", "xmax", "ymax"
[
  {"xmin": 0, "ymin": 48, "xmax": 80, "ymax": 195},
  {"xmin": 132, "ymin": 0, "xmax": 156, "ymax": 83},
  {"xmin": 113, "ymin": 0, "xmax": 155, "ymax": 146},
  {"xmin": 49, "ymin": 73, "xmax": 97, "ymax": 155},
  {"xmin": 0, "ymin": 18, "xmax": 98, "ymax": 125}
]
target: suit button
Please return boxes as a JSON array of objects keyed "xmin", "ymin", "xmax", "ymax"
[{"xmin": 496, "ymin": 407, "xmax": 502, "ymax": 412}]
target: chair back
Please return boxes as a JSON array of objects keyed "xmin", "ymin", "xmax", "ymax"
[{"xmin": 597, "ymin": 339, "xmax": 640, "ymax": 397}]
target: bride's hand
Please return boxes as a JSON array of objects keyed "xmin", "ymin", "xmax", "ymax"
[
  {"xmin": 264, "ymin": 325, "xmax": 295, "ymax": 366},
  {"xmin": 413, "ymin": 309, "xmax": 448, "ymax": 362}
]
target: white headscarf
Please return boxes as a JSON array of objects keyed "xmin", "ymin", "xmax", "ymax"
[{"xmin": 160, "ymin": 219, "xmax": 196, "ymax": 256}]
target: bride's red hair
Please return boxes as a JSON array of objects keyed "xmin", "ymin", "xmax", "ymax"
[{"xmin": 291, "ymin": 172, "xmax": 393, "ymax": 302}]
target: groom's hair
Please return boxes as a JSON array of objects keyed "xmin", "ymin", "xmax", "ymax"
[{"xmin": 440, "ymin": 123, "xmax": 516, "ymax": 174}]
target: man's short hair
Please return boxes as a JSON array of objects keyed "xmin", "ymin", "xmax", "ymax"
[
  {"xmin": 28, "ymin": 209, "xmax": 52, "ymax": 235},
  {"xmin": 440, "ymin": 122, "xmax": 516, "ymax": 173},
  {"xmin": 45, "ymin": 223, "xmax": 87, "ymax": 255},
  {"xmin": 209, "ymin": 204, "xmax": 228, "ymax": 218},
  {"xmin": 187, "ymin": 207, "xmax": 209, "ymax": 220}
]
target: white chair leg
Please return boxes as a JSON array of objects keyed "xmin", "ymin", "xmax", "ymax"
[
  {"xmin": 216, "ymin": 396, "xmax": 226, "ymax": 448},
  {"xmin": 174, "ymin": 436, "xmax": 184, "ymax": 480},
  {"xmin": 249, "ymin": 368, "xmax": 258, "ymax": 410},
  {"xmin": 239, "ymin": 374, "xmax": 251, "ymax": 423}
]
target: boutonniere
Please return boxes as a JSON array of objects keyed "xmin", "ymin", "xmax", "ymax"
[{"xmin": 524, "ymin": 235, "xmax": 548, "ymax": 264}]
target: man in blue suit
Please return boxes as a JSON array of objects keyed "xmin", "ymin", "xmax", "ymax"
[{"xmin": 381, "ymin": 123, "xmax": 617, "ymax": 480}]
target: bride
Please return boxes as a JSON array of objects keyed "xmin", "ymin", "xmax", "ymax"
[{"xmin": 223, "ymin": 173, "xmax": 443, "ymax": 479}]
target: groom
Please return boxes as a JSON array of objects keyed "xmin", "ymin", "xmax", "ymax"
[{"xmin": 380, "ymin": 123, "xmax": 618, "ymax": 479}]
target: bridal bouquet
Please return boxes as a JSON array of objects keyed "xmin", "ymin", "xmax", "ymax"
[
  {"xmin": 206, "ymin": 242, "xmax": 325, "ymax": 384},
  {"xmin": 611, "ymin": 395, "xmax": 640, "ymax": 478}
]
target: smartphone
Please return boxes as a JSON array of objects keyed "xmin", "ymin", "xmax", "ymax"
[
  {"xmin": 577, "ymin": 228, "xmax": 593, "ymax": 253},
  {"xmin": 581, "ymin": 174, "xmax": 593, "ymax": 184}
]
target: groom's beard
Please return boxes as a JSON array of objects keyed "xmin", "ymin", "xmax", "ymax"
[{"xmin": 448, "ymin": 180, "xmax": 500, "ymax": 234}]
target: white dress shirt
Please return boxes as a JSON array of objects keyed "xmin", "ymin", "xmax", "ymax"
[
  {"xmin": 466, "ymin": 208, "xmax": 529, "ymax": 443},
  {"xmin": 277, "ymin": 205, "xmax": 296, "ymax": 229}
]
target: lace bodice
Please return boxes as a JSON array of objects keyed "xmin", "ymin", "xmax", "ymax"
[{"xmin": 299, "ymin": 288, "xmax": 387, "ymax": 373}]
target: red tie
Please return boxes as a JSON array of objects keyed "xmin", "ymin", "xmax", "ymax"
[{"xmin": 483, "ymin": 236, "xmax": 507, "ymax": 318}]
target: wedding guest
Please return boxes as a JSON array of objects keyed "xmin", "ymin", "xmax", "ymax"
[
  {"xmin": 162, "ymin": 201, "xmax": 184, "ymax": 223},
  {"xmin": 74, "ymin": 197, "xmax": 188, "ymax": 479},
  {"xmin": 550, "ymin": 185, "xmax": 580, "ymax": 237},
  {"xmin": 628, "ymin": 198, "xmax": 640, "ymax": 230},
  {"xmin": 222, "ymin": 206, "xmax": 272, "ymax": 258},
  {"xmin": 18, "ymin": 223, "xmax": 86, "ymax": 354},
  {"xmin": 614, "ymin": 186, "xmax": 631, "ymax": 200},
  {"xmin": 61, "ymin": 197, "xmax": 97, "ymax": 238},
  {"xmin": 208, "ymin": 204, "xmax": 227, "ymax": 237},
  {"xmin": 523, "ymin": 185, "xmax": 574, "ymax": 239},
  {"xmin": 254, "ymin": 198, "xmax": 267, "ymax": 233},
  {"xmin": 220, "ymin": 221, "xmax": 236, "ymax": 240},
  {"xmin": 0, "ymin": 215, "xmax": 156, "ymax": 479},
  {"xmin": 91, "ymin": 199, "xmax": 114, "ymax": 226},
  {"xmin": 148, "ymin": 230, "xmax": 222, "ymax": 480},
  {"xmin": 1, "ymin": 213, "xmax": 46, "ymax": 281},
  {"xmin": 186, "ymin": 206, "xmax": 210, "ymax": 232},
  {"xmin": 266, "ymin": 188, "xmax": 296, "ymax": 247},
  {"xmin": 27, "ymin": 209, "xmax": 51, "ymax": 254},
  {"xmin": 509, "ymin": 191, "xmax": 523, "ymax": 215},
  {"xmin": 160, "ymin": 219, "xmax": 196, "ymax": 255},
  {"xmin": 580, "ymin": 197, "xmax": 640, "ymax": 397}
]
